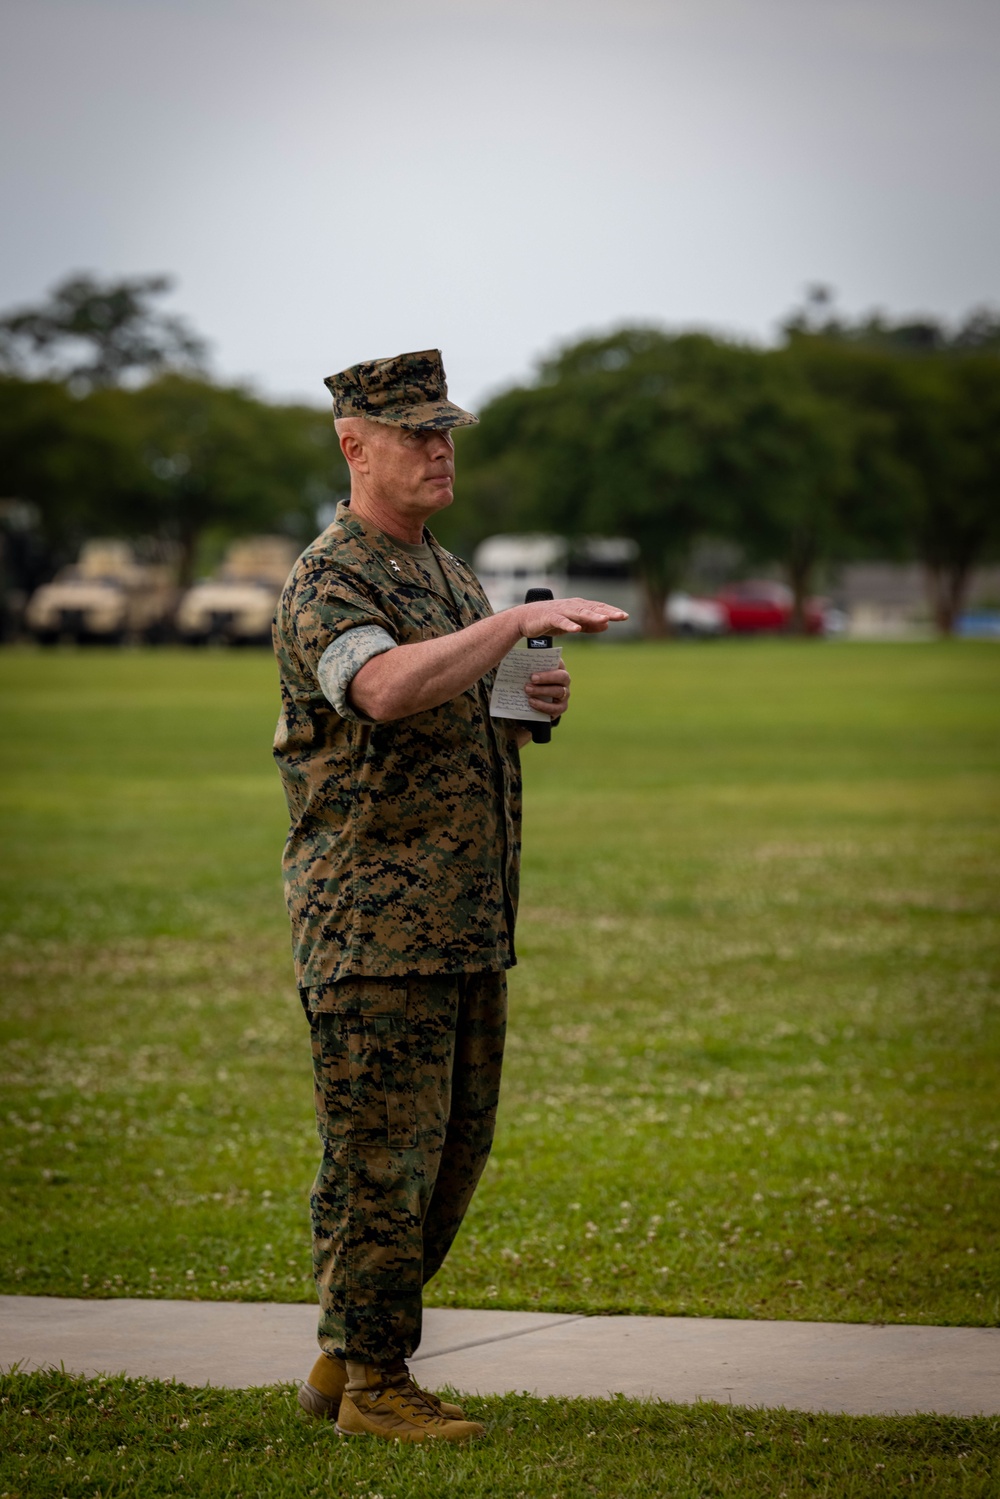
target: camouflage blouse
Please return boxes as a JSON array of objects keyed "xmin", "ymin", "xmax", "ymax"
[{"xmin": 272, "ymin": 501, "xmax": 522, "ymax": 991}]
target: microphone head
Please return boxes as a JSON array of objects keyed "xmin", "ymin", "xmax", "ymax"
[{"xmin": 524, "ymin": 587, "xmax": 554, "ymax": 604}]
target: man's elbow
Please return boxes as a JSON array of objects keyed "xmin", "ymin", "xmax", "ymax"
[
  {"xmin": 347, "ymin": 680, "xmax": 395, "ymax": 722},
  {"xmin": 348, "ymin": 663, "xmax": 414, "ymax": 722}
]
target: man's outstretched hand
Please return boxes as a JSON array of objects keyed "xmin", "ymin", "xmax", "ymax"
[{"xmin": 515, "ymin": 597, "xmax": 629, "ymax": 638}]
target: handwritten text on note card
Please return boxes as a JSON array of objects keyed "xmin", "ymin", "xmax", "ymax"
[{"xmin": 488, "ymin": 646, "xmax": 563, "ymax": 722}]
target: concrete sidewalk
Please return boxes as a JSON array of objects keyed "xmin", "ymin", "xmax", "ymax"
[{"xmin": 2, "ymin": 1295, "xmax": 997, "ymax": 1417}]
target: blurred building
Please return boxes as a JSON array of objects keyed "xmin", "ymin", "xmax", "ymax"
[{"xmin": 836, "ymin": 564, "xmax": 1000, "ymax": 638}]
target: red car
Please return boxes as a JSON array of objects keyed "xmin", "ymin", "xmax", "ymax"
[{"xmin": 715, "ymin": 580, "xmax": 826, "ymax": 635}]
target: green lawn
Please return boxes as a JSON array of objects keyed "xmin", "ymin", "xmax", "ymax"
[
  {"xmin": 0, "ymin": 641, "xmax": 998, "ymax": 1328},
  {"xmin": 2, "ymin": 1369, "xmax": 998, "ymax": 1499}
]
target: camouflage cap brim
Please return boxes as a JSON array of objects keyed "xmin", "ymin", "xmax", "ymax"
[{"xmin": 368, "ymin": 399, "xmax": 479, "ymax": 432}]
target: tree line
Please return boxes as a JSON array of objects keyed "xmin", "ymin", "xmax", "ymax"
[
  {"xmin": 451, "ymin": 289, "xmax": 1000, "ymax": 635},
  {"xmin": 0, "ymin": 274, "xmax": 345, "ymax": 592},
  {"xmin": 1, "ymin": 276, "xmax": 998, "ymax": 633}
]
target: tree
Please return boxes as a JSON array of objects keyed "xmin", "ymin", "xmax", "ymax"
[
  {"xmin": 100, "ymin": 376, "xmax": 343, "ymax": 585},
  {"xmin": 783, "ymin": 284, "xmax": 1000, "ymax": 355},
  {"xmin": 0, "ymin": 274, "xmax": 352, "ymax": 583},
  {"xmin": 720, "ymin": 357, "xmax": 859, "ymax": 628},
  {"xmin": 0, "ymin": 273, "xmax": 207, "ymax": 391},
  {"xmin": 0, "ymin": 376, "xmax": 137, "ymax": 558},
  {"xmin": 464, "ymin": 328, "xmax": 749, "ymax": 634},
  {"xmin": 887, "ymin": 358, "xmax": 1000, "ymax": 633},
  {"xmin": 0, "ymin": 373, "xmax": 345, "ymax": 586},
  {"xmin": 782, "ymin": 297, "xmax": 1000, "ymax": 632}
]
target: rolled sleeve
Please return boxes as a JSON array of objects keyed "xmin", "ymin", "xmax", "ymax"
[{"xmin": 316, "ymin": 624, "xmax": 397, "ymax": 721}]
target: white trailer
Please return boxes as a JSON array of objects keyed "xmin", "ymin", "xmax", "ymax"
[{"xmin": 471, "ymin": 534, "xmax": 642, "ymax": 635}]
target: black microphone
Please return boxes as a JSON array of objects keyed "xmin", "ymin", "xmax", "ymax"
[{"xmin": 524, "ymin": 587, "xmax": 555, "ymax": 744}]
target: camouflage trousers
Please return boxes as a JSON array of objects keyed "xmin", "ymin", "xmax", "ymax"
[{"xmin": 304, "ymin": 970, "xmax": 507, "ymax": 1364}]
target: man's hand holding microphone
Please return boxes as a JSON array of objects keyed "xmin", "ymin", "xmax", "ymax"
[{"xmin": 515, "ymin": 590, "xmax": 628, "ymax": 746}]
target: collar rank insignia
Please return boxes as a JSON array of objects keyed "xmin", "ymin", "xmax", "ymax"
[{"xmin": 388, "ymin": 559, "xmax": 402, "ymax": 574}]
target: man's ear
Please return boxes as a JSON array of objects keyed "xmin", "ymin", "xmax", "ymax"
[{"xmin": 339, "ymin": 429, "xmax": 369, "ymax": 473}]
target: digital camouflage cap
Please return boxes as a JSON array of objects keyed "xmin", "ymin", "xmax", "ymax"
[{"xmin": 324, "ymin": 349, "xmax": 478, "ymax": 431}]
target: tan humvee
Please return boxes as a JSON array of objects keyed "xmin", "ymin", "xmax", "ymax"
[
  {"xmin": 175, "ymin": 535, "xmax": 299, "ymax": 645},
  {"xmin": 25, "ymin": 540, "xmax": 177, "ymax": 644}
]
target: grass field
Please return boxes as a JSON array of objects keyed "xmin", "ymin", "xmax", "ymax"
[
  {"xmin": 1, "ymin": 640, "xmax": 998, "ymax": 1331},
  {"xmin": 3, "ymin": 1369, "xmax": 998, "ymax": 1499},
  {"xmin": 2, "ymin": 639, "xmax": 998, "ymax": 1496}
]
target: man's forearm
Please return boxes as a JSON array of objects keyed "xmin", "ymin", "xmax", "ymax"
[
  {"xmin": 348, "ymin": 609, "xmax": 523, "ymax": 721},
  {"xmin": 349, "ymin": 595, "xmax": 626, "ymax": 722}
]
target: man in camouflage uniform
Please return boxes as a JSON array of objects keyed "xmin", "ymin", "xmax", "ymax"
[{"xmin": 272, "ymin": 349, "xmax": 626, "ymax": 1443}]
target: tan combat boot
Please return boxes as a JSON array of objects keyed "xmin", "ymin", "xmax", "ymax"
[
  {"xmin": 298, "ymin": 1352, "xmax": 464, "ymax": 1422},
  {"xmin": 336, "ymin": 1361, "xmax": 483, "ymax": 1443},
  {"xmin": 298, "ymin": 1353, "xmax": 348, "ymax": 1419}
]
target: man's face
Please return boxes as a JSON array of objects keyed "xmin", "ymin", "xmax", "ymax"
[{"xmin": 366, "ymin": 424, "xmax": 456, "ymax": 522}]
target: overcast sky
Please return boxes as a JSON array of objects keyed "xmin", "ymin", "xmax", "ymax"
[{"xmin": 2, "ymin": 0, "xmax": 999, "ymax": 408}]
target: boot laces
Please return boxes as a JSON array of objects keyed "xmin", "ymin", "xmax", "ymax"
[{"xmin": 382, "ymin": 1365, "xmax": 446, "ymax": 1421}]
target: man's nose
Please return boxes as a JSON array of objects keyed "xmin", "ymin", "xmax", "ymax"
[{"xmin": 427, "ymin": 432, "xmax": 455, "ymax": 460}]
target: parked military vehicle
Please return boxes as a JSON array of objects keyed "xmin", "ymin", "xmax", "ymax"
[
  {"xmin": 175, "ymin": 535, "xmax": 299, "ymax": 645},
  {"xmin": 24, "ymin": 540, "xmax": 177, "ymax": 644}
]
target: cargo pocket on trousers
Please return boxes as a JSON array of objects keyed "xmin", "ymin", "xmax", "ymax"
[
  {"xmin": 365, "ymin": 1016, "xmax": 418, "ymax": 1149},
  {"xmin": 312, "ymin": 1014, "xmax": 417, "ymax": 1149}
]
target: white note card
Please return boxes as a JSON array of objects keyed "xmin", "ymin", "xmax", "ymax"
[{"xmin": 489, "ymin": 645, "xmax": 563, "ymax": 722}]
